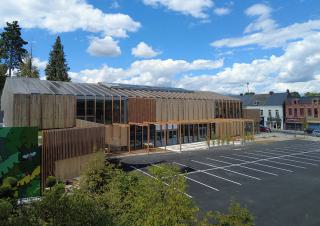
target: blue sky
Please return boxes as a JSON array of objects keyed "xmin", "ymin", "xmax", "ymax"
[{"xmin": 1, "ymin": 0, "xmax": 320, "ymax": 94}]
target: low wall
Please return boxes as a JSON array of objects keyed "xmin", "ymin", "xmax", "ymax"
[
  {"xmin": 42, "ymin": 126, "xmax": 105, "ymax": 189},
  {"xmin": 55, "ymin": 152, "xmax": 102, "ymax": 181}
]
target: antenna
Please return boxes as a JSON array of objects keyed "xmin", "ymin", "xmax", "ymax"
[{"xmin": 246, "ymin": 82, "xmax": 250, "ymax": 94}]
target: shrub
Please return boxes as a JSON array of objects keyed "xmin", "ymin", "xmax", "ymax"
[{"xmin": 46, "ymin": 176, "xmax": 57, "ymax": 188}]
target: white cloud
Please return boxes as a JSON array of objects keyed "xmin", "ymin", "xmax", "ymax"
[
  {"xmin": 214, "ymin": 7, "xmax": 231, "ymax": 16},
  {"xmin": 87, "ymin": 36, "xmax": 121, "ymax": 57},
  {"xmin": 32, "ymin": 57, "xmax": 47, "ymax": 70},
  {"xmin": 211, "ymin": 4, "xmax": 320, "ymax": 49},
  {"xmin": 184, "ymin": 33, "xmax": 320, "ymax": 94},
  {"xmin": 71, "ymin": 58, "xmax": 224, "ymax": 85},
  {"xmin": 142, "ymin": 0, "xmax": 214, "ymax": 18},
  {"xmin": 73, "ymin": 33, "xmax": 320, "ymax": 94},
  {"xmin": 244, "ymin": 4, "xmax": 277, "ymax": 34},
  {"xmin": 131, "ymin": 42, "xmax": 161, "ymax": 58},
  {"xmin": 0, "ymin": 0, "xmax": 141, "ymax": 38}
]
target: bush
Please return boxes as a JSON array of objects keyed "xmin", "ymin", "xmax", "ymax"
[
  {"xmin": 0, "ymin": 184, "xmax": 14, "ymax": 199},
  {"xmin": 3, "ymin": 177, "xmax": 18, "ymax": 188},
  {"xmin": 46, "ymin": 176, "xmax": 57, "ymax": 188}
]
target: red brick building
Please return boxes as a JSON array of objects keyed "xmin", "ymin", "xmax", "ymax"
[{"xmin": 285, "ymin": 97, "xmax": 320, "ymax": 130}]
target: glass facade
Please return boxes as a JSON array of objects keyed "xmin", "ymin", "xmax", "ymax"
[
  {"xmin": 129, "ymin": 123, "xmax": 216, "ymax": 151},
  {"xmin": 75, "ymin": 96, "xmax": 128, "ymax": 124}
]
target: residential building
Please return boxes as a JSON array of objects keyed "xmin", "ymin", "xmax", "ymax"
[
  {"xmin": 235, "ymin": 92, "xmax": 288, "ymax": 130},
  {"xmin": 285, "ymin": 97, "xmax": 320, "ymax": 130}
]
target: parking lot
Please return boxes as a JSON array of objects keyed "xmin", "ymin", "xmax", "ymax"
[{"xmin": 118, "ymin": 140, "xmax": 320, "ymax": 226}]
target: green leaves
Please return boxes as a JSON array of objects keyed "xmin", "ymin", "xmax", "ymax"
[
  {"xmin": 45, "ymin": 36, "xmax": 71, "ymax": 81},
  {"xmin": 17, "ymin": 53, "xmax": 39, "ymax": 78},
  {"xmin": 0, "ymin": 151, "xmax": 255, "ymax": 226},
  {"xmin": 0, "ymin": 21, "xmax": 28, "ymax": 76}
]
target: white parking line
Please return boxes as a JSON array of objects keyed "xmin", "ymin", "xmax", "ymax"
[
  {"xmin": 185, "ymin": 148, "xmax": 320, "ymax": 175},
  {"xmin": 245, "ymin": 153, "xmax": 306, "ymax": 169},
  {"xmin": 300, "ymin": 152, "xmax": 320, "ymax": 159},
  {"xmin": 263, "ymin": 149, "xmax": 320, "ymax": 162},
  {"xmin": 191, "ymin": 160, "xmax": 261, "ymax": 180},
  {"xmin": 171, "ymin": 162, "xmax": 220, "ymax": 191},
  {"xmin": 173, "ymin": 162, "xmax": 241, "ymax": 185},
  {"xmin": 273, "ymin": 145, "xmax": 319, "ymax": 153},
  {"xmin": 130, "ymin": 165, "xmax": 193, "ymax": 198},
  {"xmin": 252, "ymin": 151, "xmax": 318, "ymax": 166},
  {"xmin": 231, "ymin": 154, "xmax": 294, "ymax": 172},
  {"xmin": 214, "ymin": 157, "xmax": 278, "ymax": 176}
]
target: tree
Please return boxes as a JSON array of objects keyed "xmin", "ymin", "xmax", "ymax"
[
  {"xmin": 0, "ymin": 21, "xmax": 28, "ymax": 76},
  {"xmin": 212, "ymin": 202, "xmax": 254, "ymax": 226},
  {"xmin": 17, "ymin": 53, "xmax": 39, "ymax": 78},
  {"xmin": 304, "ymin": 92, "xmax": 320, "ymax": 97},
  {"xmin": 45, "ymin": 36, "xmax": 70, "ymax": 81}
]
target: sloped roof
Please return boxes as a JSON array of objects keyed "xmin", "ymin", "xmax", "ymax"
[
  {"xmin": 4, "ymin": 77, "xmax": 239, "ymax": 101},
  {"xmin": 287, "ymin": 96, "xmax": 320, "ymax": 104},
  {"xmin": 232, "ymin": 92, "xmax": 288, "ymax": 106}
]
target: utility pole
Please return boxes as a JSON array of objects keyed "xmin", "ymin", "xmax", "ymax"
[{"xmin": 29, "ymin": 43, "xmax": 33, "ymax": 74}]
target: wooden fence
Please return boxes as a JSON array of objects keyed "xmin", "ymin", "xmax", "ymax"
[{"xmin": 41, "ymin": 126, "xmax": 105, "ymax": 190}]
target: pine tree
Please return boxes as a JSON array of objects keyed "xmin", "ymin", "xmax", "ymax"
[
  {"xmin": 45, "ymin": 36, "xmax": 70, "ymax": 81},
  {"xmin": 0, "ymin": 21, "xmax": 28, "ymax": 76},
  {"xmin": 17, "ymin": 53, "xmax": 39, "ymax": 78}
]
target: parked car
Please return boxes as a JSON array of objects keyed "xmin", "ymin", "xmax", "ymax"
[
  {"xmin": 304, "ymin": 128, "xmax": 314, "ymax": 134},
  {"xmin": 312, "ymin": 130, "xmax": 320, "ymax": 137},
  {"xmin": 260, "ymin": 126, "xmax": 271, "ymax": 133}
]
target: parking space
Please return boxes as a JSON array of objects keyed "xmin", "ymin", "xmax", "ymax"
[{"xmin": 118, "ymin": 140, "xmax": 320, "ymax": 226}]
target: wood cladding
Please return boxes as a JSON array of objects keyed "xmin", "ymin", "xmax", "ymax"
[
  {"xmin": 76, "ymin": 119, "xmax": 128, "ymax": 147},
  {"xmin": 8, "ymin": 94, "xmax": 76, "ymax": 129},
  {"xmin": 41, "ymin": 126, "xmax": 105, "ymax": 190},
  {"xmin": 128, "ymin": 98, "xmax": 156, "ymax": 123},
  {"xmin": 127, "ymin": 97, "xmax": 241, "ymax": 124}
]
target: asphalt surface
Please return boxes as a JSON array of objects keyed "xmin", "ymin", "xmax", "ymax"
[{"xmin": 115, "ymin": 140, "xmax": 320, "ymax": 226}]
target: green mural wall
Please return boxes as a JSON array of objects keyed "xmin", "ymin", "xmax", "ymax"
[{"xmin": 0, "ymin": 127, "xmax": 40, "ymax": 198}]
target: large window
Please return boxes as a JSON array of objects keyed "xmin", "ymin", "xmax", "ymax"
[
  {"xmin": 113, "ymin": 99, "xmax": 120, "ymax": 123},
  {"xmin": 105, "ymin": 99, "xmax": 112, "ymax": 124},
  {"xmin": 96, "ymin": 99, "xmax": 104, "ymax": 123},
  {"xmin": 308, "ymin": 108, "xmax": 312, "ymax": 116},
  {"xmin": 76, "ymin": 98, "xmax": 85, "ymax": 119},
  {"xmin": 86, "ymin": 98, "xmax": 95, "ymax": 122},
  {"xmin": 299, "ymin": 108, "xmax": 304, "ymax": 117},
  {"xmin": 288, "ymin": 108, "xmax": 292, "ymax": 116},
  {"xmin": 315, "ymin": 108, "xmax": 318, "ymax": 118},
  {"xmin": 121, "ymin": 99, "xmax": 127, "ymax": 123}
]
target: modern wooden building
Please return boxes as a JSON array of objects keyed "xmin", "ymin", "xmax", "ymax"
[{"xmin": 1, "ymin": 77, "xmax": 254, "ymax": 151}]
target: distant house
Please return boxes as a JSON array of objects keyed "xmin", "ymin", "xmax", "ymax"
[
  {"xmin": 285, "ymin": 96, "xmax": 320, "ymax": 131},
  {"xmin": 235, "ymin": 92, "xmax": 288, "ymax": 130}
]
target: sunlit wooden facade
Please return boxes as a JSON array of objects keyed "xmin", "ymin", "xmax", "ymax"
[{"xmin": 1, "ymin": 78, "xmax": 254, "ymax": 151}]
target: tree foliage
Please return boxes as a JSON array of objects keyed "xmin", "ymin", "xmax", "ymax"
[
  {"xmin": 0, "ymin": 153, "xmax": 255, "ymax": 226},
  {"xmin": 45, "ymin": 36, "xmax": 70, "ymax": 81},
  {"xmin": 17, "ymin": 53, "xmax": 39, "ymax": 78},
  {"xmin": 0, "ymin": 21, "xmax": 28, "ymax": 76},
  {"xmin": 304, "ymin": 92, "xmax": 320, "ymax": 97}
]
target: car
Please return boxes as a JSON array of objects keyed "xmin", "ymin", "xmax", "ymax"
[
  {"xmin": 304, "ymin": 128, "xmax": 314, "ymax": 134},
  {"xmin": 260, "ymin": 125, "xmax": 272, "ymax": 133},
  {"xmin": 312, "ymin": 130, "xmax": 320, "ymax": 137}
]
